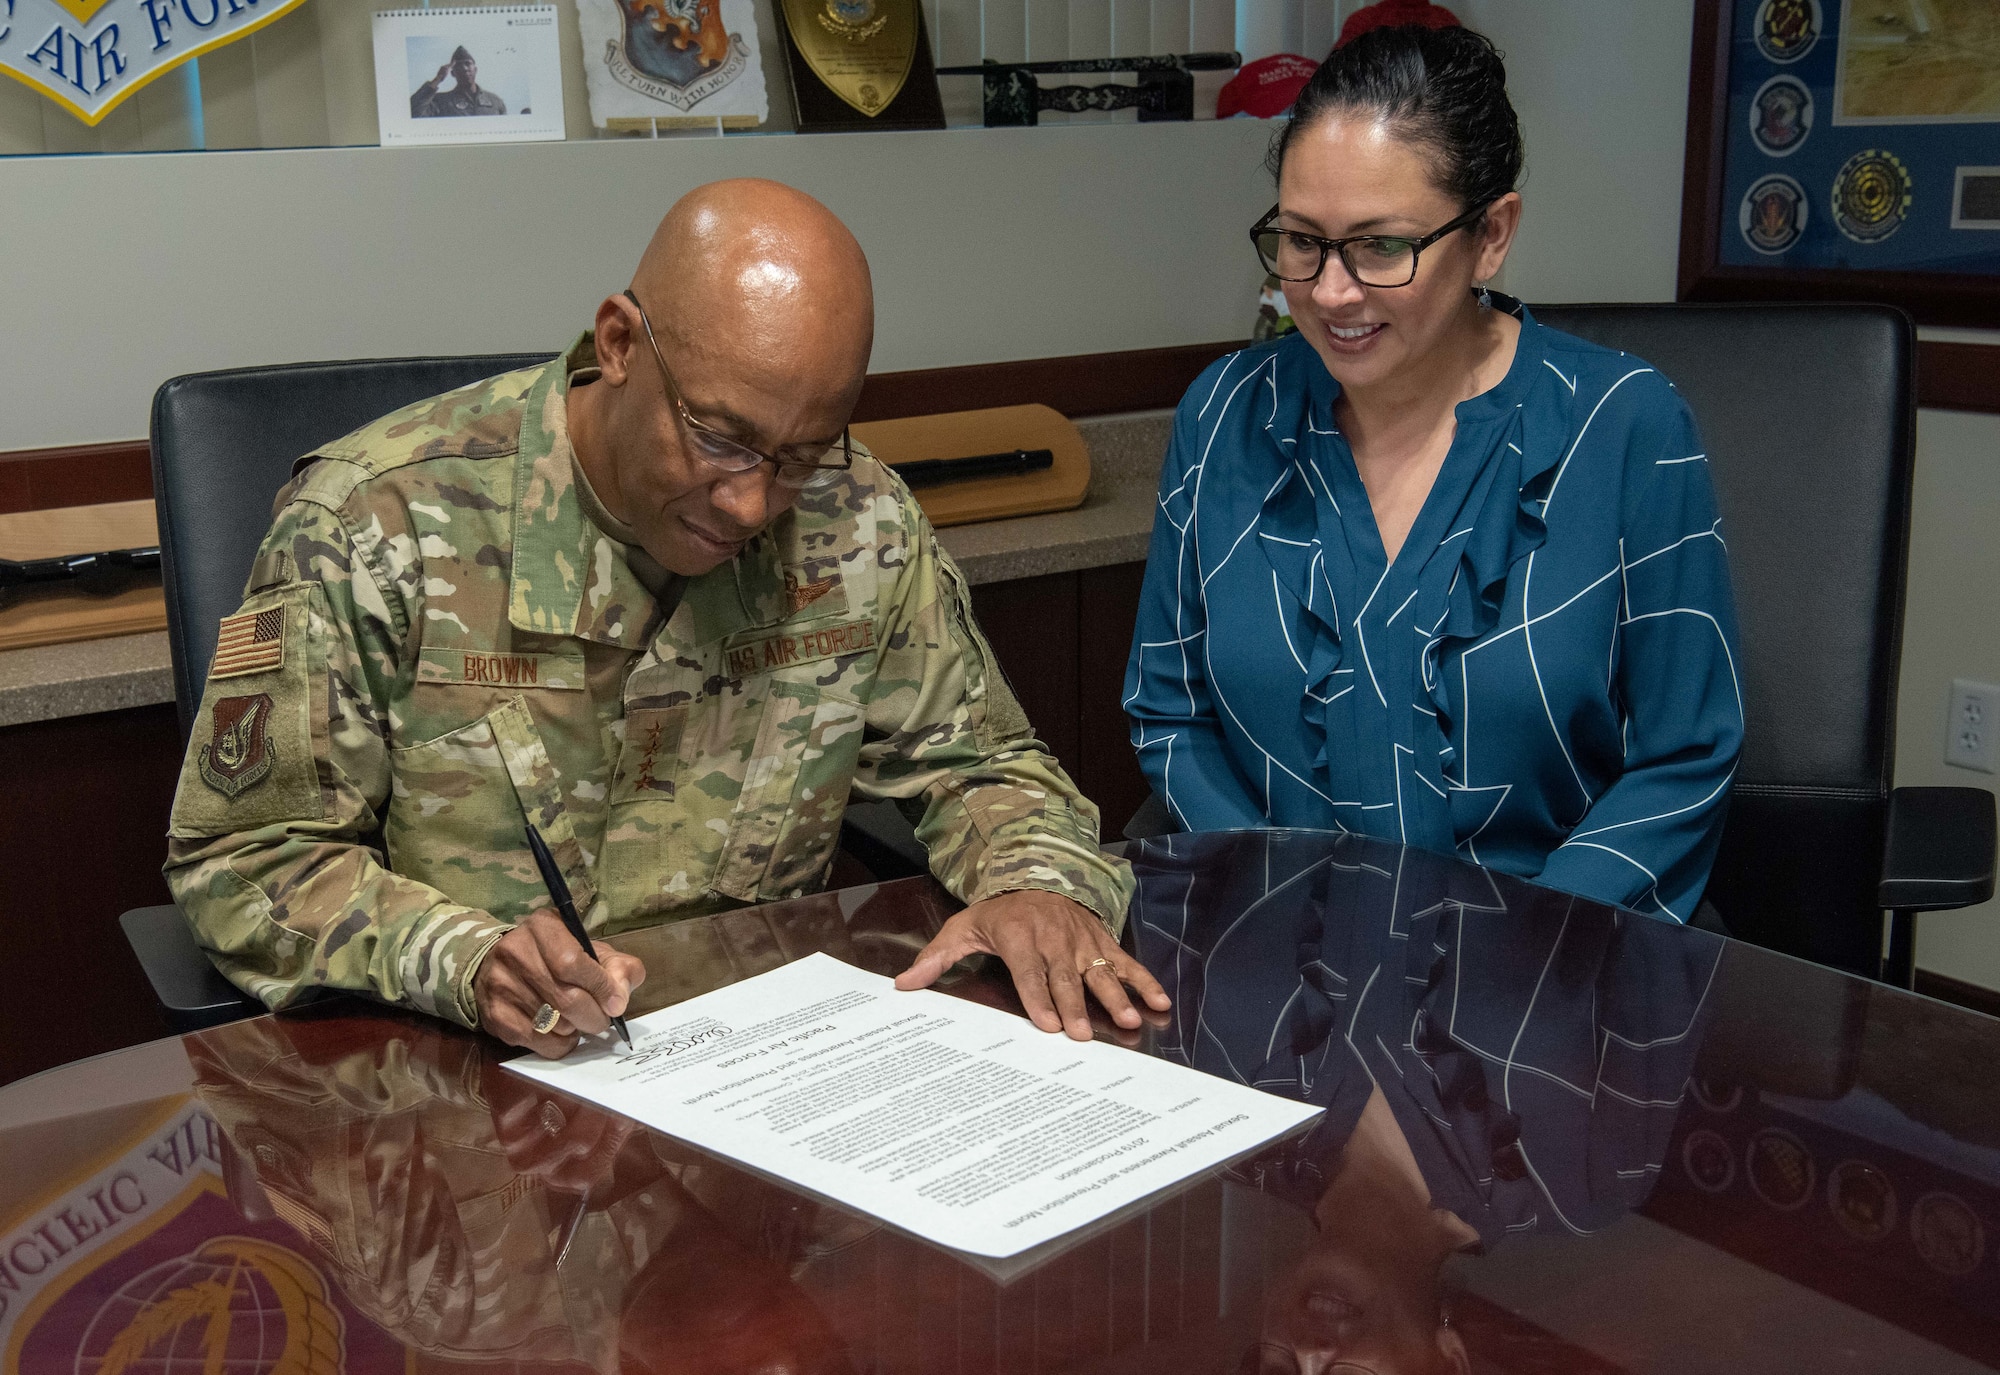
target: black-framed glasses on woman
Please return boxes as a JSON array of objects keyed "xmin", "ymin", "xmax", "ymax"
[
  {"xmin": 622, "ymin": 289, "xmax": 853, "ymax": 490},
  {"xmin": 1249, "ymin": 202, "xmax": 1490, "ymax": 288}
]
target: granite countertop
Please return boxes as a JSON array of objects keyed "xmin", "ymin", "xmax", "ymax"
[
  {"xmin": 0, "ymin": 630, "xmax": 176, "ymax": 729},
  {"xmin": 0, "ymin": 412, "xmax": 1172, "ymax": 729}
]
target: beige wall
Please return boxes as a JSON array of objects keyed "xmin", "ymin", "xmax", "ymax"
[
  {"xmin": 1458, "ymin": 0, "xmax": 1698, "ymax": 305},
  {"xmin": 0, "ymin": 117, "xmax": 1275, "ymax": 451},
  {"xmin": 1897, "ymin": 409, "xmax": 2000, "ymax": 989}
]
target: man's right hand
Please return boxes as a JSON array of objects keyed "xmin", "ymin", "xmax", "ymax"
[
  {"xmin": 474, "ymin": 909, "xmax": 647, "ymax": 1058},
  {"xmin": 431, "ymin": 63, "xmax": 450, "ymax": 86}
]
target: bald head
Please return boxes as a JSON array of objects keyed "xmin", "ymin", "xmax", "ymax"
[
  {"xmin": 631, "ymin": 179, "xmax": 873, "ymax": 391},
  {"xmin": 568, "ymin": 181, "xmax": 877, "ymax": 576}
]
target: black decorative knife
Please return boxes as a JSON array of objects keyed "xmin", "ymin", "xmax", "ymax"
[{"xmin": 892, "ymin": 448, "xmax": 1055, "ymax": 489}]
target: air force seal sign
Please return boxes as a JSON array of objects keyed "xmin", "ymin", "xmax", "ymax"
[
  {"xmin": 605, "ymin": 0, "xmax": 750, "ymax": 110},
  {"xmin": 1741, "ymin": 173, "xmax": 1808, "ymax": 255},
  {"xmin": 0, "ymin": 0, "xmax": 313, "ymax": 126},
  {"xmin": 1832, "ymin": 149, "xmax": 1912, "ymax": 244}
]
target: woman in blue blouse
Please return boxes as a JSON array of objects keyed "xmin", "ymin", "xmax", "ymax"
[{"xmin": 1124, "ymin": 24, "xmax": 1744, "ymax": 924}]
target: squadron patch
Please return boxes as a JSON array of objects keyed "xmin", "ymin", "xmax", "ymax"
[
  {"xmin": 1746, "ymin": 1128, "xmax": 1815, "ymax": 1211},
  {"xmin": 1749, "ymin": 75, "xmax": 1813, "ymax": 157},
  {"xmin": 199, "ymin": 694, "xmax": 278, "ymax": 798},
  {"xmin": 211, "ymin": 608, "xmax": 286, "ymax": 678},
  {"xmin": 1911, "ymin": 1191, "xmax": 1986, "ymax": 1277},
  {"xmin": 1741, "ymin": 173, "xmax": 1809, "ymax": 254},
  {"xmin": 1832, "ymin": 149, "xmax": 1912, "ymax": 243},
  {"xmin": 725, "ymin": 618, "xmax": 876, "ymax": 679},
  {"xmin": 1754, "ymin": 0, "xmax": 1820, "ymax": 64},
  {"xmin": 1682, "ymin": 1129, "xmax": 1738, "ymax": 1194},
  {"xmin": 1827, "ymin": 1159, "xmax": 1897, "ymax": 1242}
]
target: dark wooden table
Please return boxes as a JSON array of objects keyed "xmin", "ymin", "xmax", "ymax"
[{"xmin": 3, "ymin": 829, "xmax": 1997, "ymax": 1374}]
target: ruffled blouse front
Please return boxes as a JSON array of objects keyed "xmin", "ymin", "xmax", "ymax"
[{"xmin": 1125, "ymin": 299, "xmax": 1745, "ymax": 922}]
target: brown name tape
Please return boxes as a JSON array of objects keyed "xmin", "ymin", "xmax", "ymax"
[
  {"xmin": 417, "ymin": 648, "xmax": 586, "ymax": 690},
  {"xmin": 725, "ymin": 618, "xmax": 877, "ymax": 679}
]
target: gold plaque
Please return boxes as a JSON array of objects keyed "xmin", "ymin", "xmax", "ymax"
[{"xmin": 780, "ymin": 0, "xmax": 919, "ymax": 118}]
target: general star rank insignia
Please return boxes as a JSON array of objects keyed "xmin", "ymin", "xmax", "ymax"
[{"xmin": 199, "ymin": 694, "xmax": 278, "ymax": 798}]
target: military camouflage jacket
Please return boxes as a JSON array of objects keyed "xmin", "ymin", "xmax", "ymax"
[
  {"xmin": 411, "ymin": 84, "xmax": 507, "ymax": 117},
  {"xmin": 165, "ymin": 338, "xmax": 1133, "ymax": 1028}
]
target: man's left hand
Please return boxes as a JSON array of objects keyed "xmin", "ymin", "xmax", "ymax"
[{"xmin": 895, "ymin": 890, "xmax": 1170, "ymax": 1041}]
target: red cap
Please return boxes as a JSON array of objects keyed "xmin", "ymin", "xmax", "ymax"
[
  {"xmin": 1216, "ymin": 53, "xmax": 1322, "ymax": 120},
  {"xmin": 1334, "ymin": 0, "xmax": 1462, "ymax": 48}
]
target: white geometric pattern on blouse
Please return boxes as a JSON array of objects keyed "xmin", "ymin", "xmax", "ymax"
[{"xmin": 1125, "ymin": 316, "xmax": 1744, "ymax": 924}]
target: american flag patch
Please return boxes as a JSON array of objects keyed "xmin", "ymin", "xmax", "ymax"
[{"xmin": 212, "ymin": 607, "xmax": 286, "ymax": 678}]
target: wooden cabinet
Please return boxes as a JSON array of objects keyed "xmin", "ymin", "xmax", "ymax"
[
  {"xmin": 0, "ymin": 703, "xmax": 178, "ymax": 1083},
  {"xmin": 969, "ymin": 562, "xmax": 1150, "ymax": 840}
]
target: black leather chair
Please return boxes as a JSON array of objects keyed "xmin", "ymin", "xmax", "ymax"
[
  {"xmin": 1129, "ymin": 302, "xmax": 1994, "ymax": 988},
  {"xmin": 153, "ymin": 355, "xmax": 552, "ymax": 736},
  {"xmin": 129, "ymin": 354, "xmax": 553, "ymax": 1030}
]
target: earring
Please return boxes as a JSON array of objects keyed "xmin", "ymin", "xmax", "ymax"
[{"xmin": 1476, "ymin": 282, "xmax": 1494, "ymax": 309}]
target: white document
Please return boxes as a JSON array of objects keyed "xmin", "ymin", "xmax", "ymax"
[{"xmin": 506, "ymin": 953, "xmax": 1319, "ymax": 1258}]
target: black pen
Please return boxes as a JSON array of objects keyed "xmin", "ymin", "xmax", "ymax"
[{"xmin": 524, "ymin": 822, "xmax": 632, "ymax": 1049}]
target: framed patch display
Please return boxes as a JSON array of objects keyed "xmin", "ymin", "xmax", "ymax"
[{"xmin": 1679, "ymin": 0, "xmax": 2000, "ymax": 327}]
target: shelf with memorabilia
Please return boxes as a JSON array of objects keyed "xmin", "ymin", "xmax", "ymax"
[{"xmin": 0, "ymin": 0, "xmax": 1273, "ymax": 156}]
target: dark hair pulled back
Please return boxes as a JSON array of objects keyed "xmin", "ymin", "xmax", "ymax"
[{"xmin": 1269, "ymin": 25, "xmax": 1524, "ymax": 214}]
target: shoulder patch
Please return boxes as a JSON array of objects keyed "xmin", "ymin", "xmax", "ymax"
[
  {"xmin": 211, "ymin": 608, "xmax": 286, "ymax": 678},
  {"xmin": 170, "ymin": 583, "xmax": 324, "ymax": 836},
  {"xmin": 199, "ymin": 694, "xmax": 279, "ymax": 797}
]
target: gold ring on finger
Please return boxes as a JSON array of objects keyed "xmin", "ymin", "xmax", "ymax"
[
  {"xmin": 539, "ymin": 1101, "xmax": 567, "ymax": 1136},
  {"xmin": 532, "ymin": 1002, "xmax": 561, "ymax": 1035},
  {"xmin": 1083, "ymin": 957, "xmax": 1113, "ymax": 974}
]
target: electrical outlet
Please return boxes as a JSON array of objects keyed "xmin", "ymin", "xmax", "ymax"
[{"xmin": 1946, "ymin": 679, "xmax": 1999, "ymax": 773}]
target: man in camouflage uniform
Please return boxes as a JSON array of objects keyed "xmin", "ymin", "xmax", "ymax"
[
  {"xmin": 410, "ymin": 46, "xmax": 508, "ymax": 118},
  {"xmin": 167, "ymin": 180, "xmax": 1162, "ymax": 1057}
]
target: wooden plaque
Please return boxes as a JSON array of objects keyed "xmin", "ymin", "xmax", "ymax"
[{"xmin": 776, "ymin": 0, "xmax": 945, "ymax": 134}]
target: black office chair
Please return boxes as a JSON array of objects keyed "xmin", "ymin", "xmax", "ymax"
[
  {"xmin": 127, "ymin": 354, "xmax": 553, "ymax": 1031},
  {"xmin": 1128, "ymin": 302, "xmax": 1993, "ymax": 988}
]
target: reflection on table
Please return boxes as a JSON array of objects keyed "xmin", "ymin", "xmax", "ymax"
[{"xmin": 1, "ymin": 830, "xmax": 1997, "ymax": 1373}]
